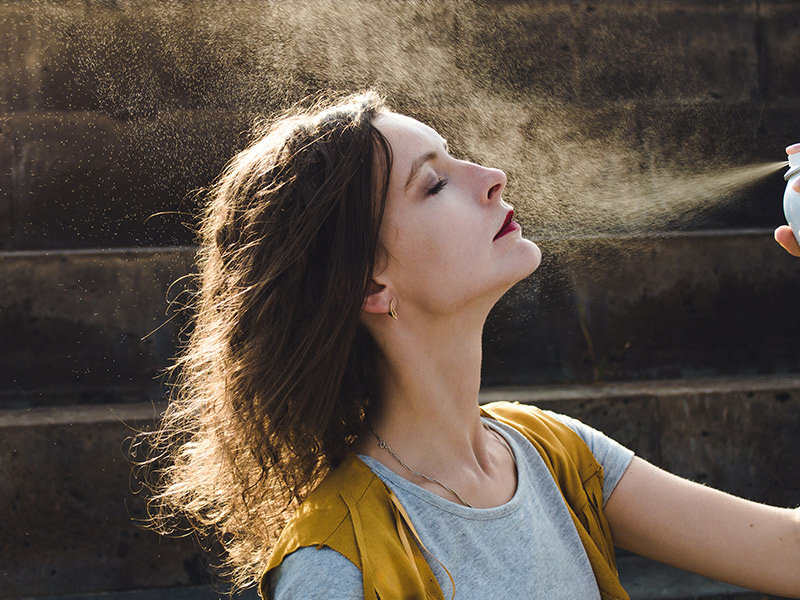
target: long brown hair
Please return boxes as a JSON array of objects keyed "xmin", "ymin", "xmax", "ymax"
[{"xmin": 134, "ymin": 91, "xmax": 392, "ymax": 591}]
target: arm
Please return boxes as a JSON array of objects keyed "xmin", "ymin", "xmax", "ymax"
[{"xmin": 605, "ymin": 456, "xmax": 800, "ymax": 598}]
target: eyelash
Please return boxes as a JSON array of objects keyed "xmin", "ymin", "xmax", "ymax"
[{"xmin": 427, "ymin": 177, "xmax": 448, "ymax": 196}]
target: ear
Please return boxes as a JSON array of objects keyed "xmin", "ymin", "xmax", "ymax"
[{"xmin": 362, "ymin": 280, "xmax": 393, "ymax": 315}]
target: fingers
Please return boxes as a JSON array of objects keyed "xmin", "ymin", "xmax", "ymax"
[
  {"xmin": 774, "ymin": 225, "xmax": 800, "ymax": 257},
  {"xmin": 786, "ymin": 143, "xmax": 800, "ymax": 155}
]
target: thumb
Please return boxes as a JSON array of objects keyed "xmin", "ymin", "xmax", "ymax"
[{"xmin": 774, "ymin": 225, "xmax": 800, "ymax": 257}]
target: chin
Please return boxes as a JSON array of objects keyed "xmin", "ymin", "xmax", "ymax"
[
  {"xmin": 518, "ymin": 238, "xmax": 542, "ymax": 276},
  {"xmin": 497, "ymin": 246, "xmax": 542, "ymax": 293},
  {"xmin": 471, "ymin": 241, "xmax": 544, "ymax": 308}
]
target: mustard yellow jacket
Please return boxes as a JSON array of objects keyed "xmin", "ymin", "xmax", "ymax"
[{"xmin": 260, "ymin": 401, "xmax": 629, "ymax": 600}]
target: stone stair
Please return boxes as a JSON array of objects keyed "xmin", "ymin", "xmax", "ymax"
[
  {"xmin": 3, "ymin": 1, "xmax": 800, "ymax": 599},
  {"xmin": 3, "ymin": 370, "xmax": 797, "ymax": 599},
  {"xmin": 2, "ymin": 185, "xmax": 798, "ymax": 600},
  {"xmin": 1, "ymin": 236, "xmax": 798, "ymax": 599},
  {"xmin": 3, "ymin": 233, "xmax": 799, "ymax": 407}
]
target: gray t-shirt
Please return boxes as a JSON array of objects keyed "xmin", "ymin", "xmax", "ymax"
[{"xmin": 269, "ymin": 409, "xmax": 635, "ymax": 600}]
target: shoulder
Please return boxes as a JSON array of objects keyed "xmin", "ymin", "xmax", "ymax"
[
  {"xmin": 481, "ymin": 401, "xmax": 583, "ymax": 447},
  {"xmin": 484, "ymin": 401, "xmax": 634, "ymax": 505},
  {"xmin": 482, "ymin": 401, "xmax": 602, "ymax": 484},
  {"xmin": 261, "ymin": 451, "xmax": 418, "ymax": 597},
  {"xmin": 540, "ymin": 408, "xmax": 632, "ymax": 460},
  {"xmin": 260, "ymin": 453, "xmax": 384, "ymax": 595},
  {"xmin": 269, "ymin": 546, "xmax": 362, "ymax": 600},
  {"xmin": 287, "ymin": 452, "xmax": 380, "ymax": 538},
  {"xmin": 262, "ymin": 451, "xmax": 444, "ymax": 600}
]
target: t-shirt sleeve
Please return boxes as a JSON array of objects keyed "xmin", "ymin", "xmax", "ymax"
[
  {"xmin": 269, "ymin": 545, "xmax": 363, "ymax": 600},
  {"xmin": 543, "ymin": 409, "xmax": 635, "ymax": 505}
]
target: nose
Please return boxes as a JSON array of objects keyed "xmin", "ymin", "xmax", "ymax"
[{"xmin": 483, "ymin": 166, "xmax": 506, "ymax": 204}]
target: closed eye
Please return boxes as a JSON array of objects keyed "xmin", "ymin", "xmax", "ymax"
[{"xmin": 427, "ymin": 177, "xmax": 448, "ymax": 196}]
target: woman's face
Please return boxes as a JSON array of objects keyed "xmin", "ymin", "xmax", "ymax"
[{"xmin": 371, "ymin": 112, "xmax": 541, "ymax": 316}]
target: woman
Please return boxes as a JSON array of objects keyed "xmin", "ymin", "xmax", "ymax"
[{"xmin": 143, "ymin": 91, "xmax": 800, "ymax": 600}]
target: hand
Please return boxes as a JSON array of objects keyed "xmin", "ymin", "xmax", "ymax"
[
  {"xmin": 774, "ymin": 225, "xmax": 800, "ymax": 256},
  {"xmin": 777, "ymin": 143, "xmax": 800, "ymax": 257}
]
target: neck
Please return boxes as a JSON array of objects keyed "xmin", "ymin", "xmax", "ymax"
[
  {"xmin": 355, "ymin": 300, "xmax": 519, "ymax": 508},
  {"xmin": 361, "ymin": 304, "xmax": 490, "ymax": 475}
]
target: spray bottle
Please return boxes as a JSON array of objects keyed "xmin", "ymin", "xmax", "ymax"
[{"xmin": 784, "ymin": 148, "xmax": 800, "ymax": 245}]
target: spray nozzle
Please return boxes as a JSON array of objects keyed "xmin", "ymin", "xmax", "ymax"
[{"xmin": 784, "ymin": 153, "xmax": 800, "ymax": 180}]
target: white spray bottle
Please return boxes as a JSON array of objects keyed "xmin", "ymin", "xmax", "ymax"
[{"xmin": 784, "ymin": 150, "xmax": 800, "ymax": 245}]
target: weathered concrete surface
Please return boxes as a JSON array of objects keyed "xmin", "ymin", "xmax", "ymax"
[
  {"xmin": 483, "ymin": 230, "xmax": 800, "ymax": 385},
  {"xmin": 7, "ymin": 588, "xmax": 254, "ymax": 600},
  {"xmin": 3, "ymin": 231, "xmax": 798, "ymax": 405},
  {"xmin": 1, "ymin": 2, "xmax": 800, "ymax": 249},
  {"xmin": 481, "ymin": 375, "xmax": 800, "ymax": 506},
  {"xmin": 3, "ymin": 376, "xmax": 797, "ymax": 598},
  {"xmin": 617, "ymin": 554, "xmax": 775, "ymax": 600},
  {"xmin": 758, "ymin": 2, "xmax": 800, "ymax": 101},
  {"xmin": 6, "ymin": 587, "xmax": 259, "ymax": 600},
  {"xmin": 0, "ymin": 2, "xmax": 771, "ymax": 112},
  {"xmin": 0, "ymin": 403, "xmax": 208, "ymax": 598},
  {"xmin": 3, "ymin": 101, "xmax": 799, "ymax": 249},
  {"xmin": 0, "ymin": 247, "xmax": 194, "ymax": 407},
  {"xmin": 1, "ymin": 110, "xmax": 244, "ymax": 249}
]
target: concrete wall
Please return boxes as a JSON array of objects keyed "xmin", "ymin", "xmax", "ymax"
[
  {"xmin": 2, "ymin": 1, "xmax": 800, "ymax": 250},
  {"xmin": 3, "ymin": 0, "xmax": 800, "ymax": 399},
  {"xmin": 3, "ymin": 2, "xmax": 800, "ymax": 598},
  {"xmin": 0, "ymin": 404, "xmax": 207, "ymax": 598}
]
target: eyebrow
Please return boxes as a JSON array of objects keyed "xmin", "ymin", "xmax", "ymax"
[
  {"xmin": 403, "ymin": 140, "xmax": 449, "ymax": 192},
  {"xmin": 404, "ymin": 151, "xmax": 437, "ymax": 191}
]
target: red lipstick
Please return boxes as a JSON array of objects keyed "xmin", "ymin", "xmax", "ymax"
[{"xmin": 493, "ymin": 209, "xmax": 519, "ymax": 241}]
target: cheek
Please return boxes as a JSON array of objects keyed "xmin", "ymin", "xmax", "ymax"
[{"xmin": 391, "ymin": 214, "xmax": 485, "ymax": 288}]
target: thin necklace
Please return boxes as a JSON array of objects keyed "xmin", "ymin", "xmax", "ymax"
[{"xmin": 368, "ymin": 421, "xmax": 516, "ymax": 509}]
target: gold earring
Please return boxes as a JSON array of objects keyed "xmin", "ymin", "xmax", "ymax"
[{"xmin": 388, "ymin": 298, "xmax": 398, "ymax": 320}]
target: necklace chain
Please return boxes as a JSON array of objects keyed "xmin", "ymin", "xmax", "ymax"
[{"xmin": 369, "ymin": 421, "xmax": 516, "ymax": 509}]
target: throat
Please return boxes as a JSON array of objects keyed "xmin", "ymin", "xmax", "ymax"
[{"xmin": 366, "ymin": 420, "xmax": 518, "ymax": 509}]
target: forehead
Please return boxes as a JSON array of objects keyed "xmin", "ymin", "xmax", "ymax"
[
  {"xmin": 373, "ymin": 112, "xmax": 446, "ymax": 160},
  {"xmin": 372, "ymin": 113, "xmax": 447, "ymax": 197}
]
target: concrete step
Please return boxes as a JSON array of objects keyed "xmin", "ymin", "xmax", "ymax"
[
  {"xmin": 617, "ymin": 554, "xmax": 779, "ymax": 600},
  {"xmin": 0, "ymin": 402, "xmax": 205, "ymax": 599},
  {"xmin": 483, "ymin": 229, "xmax": 800, "ymax": 386},
  {"xmin": 3, "ymin": 1, "xmax": 800, "ymax": 250},
  {"xmin": 6, "ymin": 586, "xmax": 258, "ymax": 600},
  {"xmin": 2, "ymin": 376, "xmax": 798, "ymax": 598},
  {"xmin": 0, "ymin": 110, "xmax": 246, "ymax": 250},
  {"xmin": 3, "ymin": 1, "xmax": 798, "ymax": 112},
  {"xmin": 3, "ymin": 231, "xmax": 799, "ymax": 408},
  {"xmin": 0, "ymin": 246, "xmax": 194, "ymax": 407},
  {"xmin": 3, "ymin": 102, "xmax": 798, "ymax": 251},
  {"xmin": 0, "ymin": 555, "xmax": 781, "ymax": 600}
]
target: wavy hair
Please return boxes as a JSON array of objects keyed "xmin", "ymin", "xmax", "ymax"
[{"xmin": 134, "ymin": 91, "xmax": 392, "ymax": 591}]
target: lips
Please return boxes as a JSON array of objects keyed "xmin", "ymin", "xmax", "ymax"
[{"xmin": 493, "ymin": 209, "xmax": 517, "ymax": 241}]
